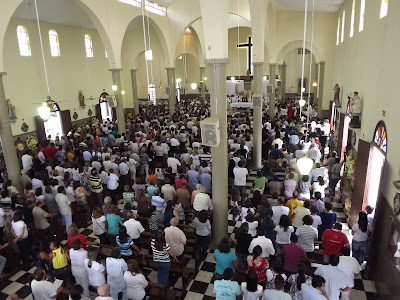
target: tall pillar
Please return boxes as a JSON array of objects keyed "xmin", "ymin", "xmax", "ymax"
[
  {"xmin": 0, "ymin": 73, "xmax": 22, "ymax": 191},
  {"xmin": 281, "ymin": 63, "xmax": 287, "ymax": 100},
  {"xmin": 277, "ymin": 64, "xmax": 283, "ymax": 99},
  {"xmin": 317, "ymin": 61, "xmax": 325, "ymax": 117},
  {"xmin": 110, "ymin": 69, "xmax": 125, "ymax": 134},
  {"xmin": 252, "ymin": 62, "xmax": 263, "ymax": 169},
  {"xmin": 205, "ymin": 59, "xmax": 229, "ymax": 244},
  {"xmin": 268, "ymin": 64, "xmax": 276, "ymax": 120},
  {"xmin": 200, "ymin": 67, "xmax": 205, "ymax": 101},
  {"xmin": 166, "ymin": 68, "xmax": 176, "ymax": 115},
  {"xmin": 314, "ymin": 63, "xmax": 319, "ymax": 108},
  {"xmin": 130, "ymin": 69, "xmax": 139, "ymax": 116}
]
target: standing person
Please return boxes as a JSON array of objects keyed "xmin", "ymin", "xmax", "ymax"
[
  {"xmin": 287, "ymin": 263, "xmax": 312, "ymax": 300},
  {"xmin": 214, "ymin": 237, "xmax": 238, "ymax": 280},
  {"xmin": 67, "ymin": 224, "xmax": 98, "ymax": 250},
  {"xmin": 49, "ymin": 240, "xmax": 72, "ymax": 289},
  {"xmin": 274, "ymin": 215, "xmax": 294, "ymax": 256},
  {"xmin": 32, "ymin": 200, "xmax": 55, "ymax": 243},
  {"xmin": 329, "ymin": 158, "xmax": 342, "ymax": 197},
  {"xmin": 92, "ymin": 207, "xmax": 109, "ymax": 244},
  {"xmin": 248, "ymin": 226, "xmax": 275, "ymax": 259},
  {"xmin": 150, "ymin": 231, "xmax": 179, "ymax": 285},
  {"xmin": 192, "ymin": 210, "xmax": 212, "ymax": 261},
  {"xmin": 286, "ymin": 191, "xmax": 303, "ymax": 219},
  {"xmin": 55, "ymin": 186, "xmax": 72, "ymax": 234},
  {"xmin": 84, "ymin": 247, "xmax": 106, "ymax": 292},
  {"xmin": 310, "ymin": 206, "xmax": 322, "ymax": 230},
  {"xmin": 247, "ymin": 245, "xmax": 268, "ymax": 286},
  {"xmin": 314, "ymin": 254, "xmax": 354, "ymax": 300},
  {"xmin": 234, "ymin": 223, "xmax": 252, "ymax": 270},
  {"xmin": 312, "ymin": 192, "xmax": 325, "ymax": 214},
  {"xmin": 351, "ymin": 211, "xmax": 370, "ymax": 264},
  {"xmin": 292, "ymin": 201, "xmax": 311, "ymax": 229},
  {"xmin": 123, "ymin": 211, "xmax": 145, "ymax": 250},
  {"xmin": 296, "ymin": 215, "xmax": 318, "ymax": 258},
  {"xmin": 272, "ymin": 198, "xmax": 290, "ymax": 225},
  {"xmin": 30, "ymin": 268, "xmax": 63, "ymax": 300},
  {"xmin": 322, "ymin": 223, "xmax": 349, "ymax": 263},
  {"xmin": 281, "ymin": 234, "xmax": 307, "ymax": 275},
  {"xmin": 233, "ymin": 161, "xmax": 248, "ymax": 205},
  {"xmin": 11, "ymin": 211, "xmax": 30, "ymax": 270},
  {"xmin": 107, "ymin": 169, "xmax": 119, "ymax": 205},
  {"xmin": 164, "ymin": 218, "xmax": 187, "ymax": 260},
  {"xmin": 241, "ymin": 269, "xmax": 264, "ymax": 300},
  {"xmin": 90, "ymin": 169, "xmax": 104, "ymax": 207},
  {"xmin": 337, "ymin": 247, "xmax": 361, "ymax": 300},
  {"xmin": 162, "ymin": 200, "xmax": 179, "ymax": 228},
  {"xmin": 69, "ymin": 284, "xmax": 89, "ymax": 300},
  {"xmin": 106, "ymin": 248, "xmax": 128, "ymax": 300},
  {"xmin": 262, "ymin": 275, "xmax": 291, "ymax": 300},
  {"xmin": 75, "ymin": 182, "xmax": 92, "ymax": 225},
  {"xmin": 213, "ymin": 268, "xmax": 241, "ymax": 300},
  {"xmin": 70, "ymin": 239, "xmax": 89, "ymax": 297},
  {"xmin": 319, "ymin": 202, "xmax": 337, "ymax": 239},
  {"xmin": 123, "ymin": 260, "xmax": 148, "ymax": 300},
  {"xmin": 116, "ymin": 226, "xmax": 145, "ymax": 260},
  {"xmin": 107, "ymin": 205, "xmax": 123, "ymax": 246},
  {"xmin": 301, "ymin": 275, "xmax": 329, "ymax": 300}
]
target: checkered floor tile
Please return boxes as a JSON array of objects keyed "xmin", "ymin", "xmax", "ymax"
[{"xmin": 1, "ymin": 169, "xmax": 380, "ymax": 299}]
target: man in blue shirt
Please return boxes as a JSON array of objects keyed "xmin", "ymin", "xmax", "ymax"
[
  {"xmin": 301, "ymin": 275, "xmax": 329, "ymax": 300},
  {"xmin": 269, "ymin": 144, "xmax": 283, "ymax": 160},
  {"xmin": 213, "ymin": 268, "xmax": 241, "ymax": 300}
]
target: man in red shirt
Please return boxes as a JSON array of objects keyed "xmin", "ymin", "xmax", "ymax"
[
  {"xmin": 282, "ymin": 233, "xmax": 307, "ymax": 274},
  {"xmin": 322, "ymin": 223, "xmax": 350, "ymax": 263}
]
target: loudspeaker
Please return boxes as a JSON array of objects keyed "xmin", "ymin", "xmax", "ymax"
[
  {"xmin": 198, "ymin": 81, "xmax": 204, "ymax": 89},
  {"xmin": 267, "ymin": 85, "xmax": 273, "ymax": 94},
  {"xmin": 165, "ymin": 86, "xmax": 171, "ymax": 95},
  {"xmin": 200, "ymin": 118, "xmax": 220, "ymax": 147},
  {"xmin": 252, "ymin": 93, "xmax": 262, "ymax": 109},
  {"xmin": 106, "ymin": 95, "xmax": 116, "ymax": 107}
]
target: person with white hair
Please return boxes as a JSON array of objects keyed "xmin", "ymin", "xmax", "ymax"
[
  {"xmin": 307, "ymin": 143, "xmax": 322, "ymax": 163},
  {"xmin": 187, "ymin": 164, "xmax": 200, "ymax": 189},
  {"xmin": 95, "ymin": 284, "xmax": 113, "ymax": 300},
  {"xmin": 19, "ymin": 169, "xmax": 31, "ymax": 190},
  {"xmin": 193, "ymin": 186, "xmax": 213, "ymax": 215},
  {"xmin": 164, "ymin": 217, "xmax": 187, "ymax": 260}
]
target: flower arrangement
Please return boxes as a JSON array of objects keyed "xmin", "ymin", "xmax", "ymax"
[{"xmin": 341, "ymin": 149, "xmax": 357, "ymax": 216}]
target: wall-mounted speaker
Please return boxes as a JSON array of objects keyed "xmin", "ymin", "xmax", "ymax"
[
  {"xmin": 200, "ymin": 118, "xmax": 220, "ymax": 147},
  {"xmin": 252, "ymin": 93, "xmax": 262, "ymax": 109}
]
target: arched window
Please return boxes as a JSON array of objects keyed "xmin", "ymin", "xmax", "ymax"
[
  {"xmin": 148, "ymin": 84, "xmax": 156, "ymax": 104},
  {"xmin": 84, "ymin": 34, "xmax": 94, "ymax": 57},
  {"xmin": 359, "ymin": 0, "xmax": 366, "ymax": 32},
  {"xmin": 373, "ymin": 121, "xmax": 387, "ymax": 154},
  {"xmin": 336, "ymin": 17, "xmax": 340, "ymax": 45},
  {"xmin": 350, "ymin": 0, "xmax": 355, "ymax": 37},
  {"xmin": 48, "ymin": 30, "xmax": 60, "ymax": 57},
  {"xmin": 341, "ymin": 11, "xmax": 345, "ymax": 43},
  {"xmin": 16, "ymin": 25, "xmax": 32, "ymax": 56},
  {"xmin": 380, "ymin": 0, "xmax": 389, "ymax": 19}
]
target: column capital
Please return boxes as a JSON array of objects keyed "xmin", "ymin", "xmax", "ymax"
[
  {"xmin": 319, "ymin": 61, "xmax": 325, "ymax": 65},
  {"xmin": 269, "ymin": 63, "xmax": 277, "ymax": 67},
  {"xmin": 165, "ymin": 67, "xmax": 175, "ymax": 70},
  {"xmin": 252, "ymin": 62, "xmax": 264, "ymax": 66},
  {"xmin": 199, "ymin": 65, "xmax": 206, "ymax": 69},
  {"xmin": 205, "ymin": 58, "xmax": 230, "ymax": 65},
  {"xmin": 109, "ymin": 68, "xmax": 122, "ymax": 72},
  {"xmin": 130, "ymin": 69, "xmax": 137, "ymax": 72},
  {"xmin": 0, "ymin": 72, "xmax": 7, "ymax": 76}
]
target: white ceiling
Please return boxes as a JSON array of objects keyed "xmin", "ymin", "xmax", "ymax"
[
  {"xmin": 13, "ymin": 0, "xmax": 96, "ymax": 29},
  {"xmin": 273, "ymin": 0, "xmax": 344, "ymax": 13}
]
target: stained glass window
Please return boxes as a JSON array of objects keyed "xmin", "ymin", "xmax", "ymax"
[
  {"xmin": 336, "ymin": 17, "xmax": 340, "ymax": 45},
  {"xmin": 350, "ymin": 0, "xmax": 355, "ymax": 37},
  {"xmin": 49, "ymin": 102, "xmax": 60, "ymax": 112},
  {"xmin": 380, "ymin": 0, "xmax": 389, "ymax": 19},
  {"xmin": 341, "ymin": 11, "xmax": 345, "ymax": 43},
  {"xmin": 99, "ymin": 92, "xmax": 109, "ymax": 103},
  {"xmin": 105, "ymin": 50, "xmax": 108, "ymax": 58},
  {"xmin": 373, "ymin": 122, "xmax": 387, "ymax": 153},
  {"xmin": 359, "ymin": 0, "xmax": 365, "ymax": 32},
  {"xmin": 17, "ymin": 26, "xmax": 32, "ymax": 56},
  {"xmin": 85, "ymin": 34, "xmax": 94, "ymax": 57},
  {"xmin": 148, "ymin": 84, "xmax": 156, "ymax": 104},
  {"xmin": 119, "ymin": 0, "xmax": 142, "ymax": 8},
  {"xmin": 145, "ymin": 1, "xmax": 167, "ymax": 16},
  {"xmin": 346, "ymin": 97, "xmax": 352, "ymax": 116},
  {"xmin": 49, "ymin": 30, "xmax": 60, "ymax": 57}
]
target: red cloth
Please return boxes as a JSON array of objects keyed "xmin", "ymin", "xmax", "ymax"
[
  {"xmin": 48, "ymin": 147, "xmax": 58, "ymax": 159},
  {"xmin": 282, "ymin": 243, "xmax": 306, "ymax": 273},
  {"xmin": 322, "ymin": 229, "xmax": 349, "ymax": 257},
  {"xmin": 288, "ymin": 107, "xmax": 294, "ymax": 118},
  {"xmin": 247, "ymin": 258, "xmax": 268, "ymax": 282},
  {"xmin": 175, "ymin": 178, "xmax": 188, "ymax": 190},
  {"xmin": 43, "ymin": 146, "xmax": 52, "ymax": 159},
  {"xmin": 67, "ymin": 234, "xmax": 88, "ymax": 250}
]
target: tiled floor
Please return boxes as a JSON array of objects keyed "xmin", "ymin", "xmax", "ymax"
[{"xmin": 1, "ymin": 170, "xmax": 380, "ymax": 300}]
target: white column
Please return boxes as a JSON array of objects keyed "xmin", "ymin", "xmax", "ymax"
[
  {"xmin": 166, "ymin": 68, "xmax": 176, "ymax": 115},
  {"xmin": 130, "ymin": 69, "xmax": 139, "ymax": 116},
  {"xmin": 0, "ymin": 73, "xmax": 22, "ymax": 191},
  {"xmin": 110, "ymin": 69, "xmax": 126, "ymax": 134},
  {"xmin": 252, "ymin": 62, "xmax": 263, "ymax": 169},
  {"xmin": 269, "ymin": 64, "xmax": 276, "ymax": 120},
  {"xmin": 317, "ymin": 61, "xmax": 325, "ymax": 117}
]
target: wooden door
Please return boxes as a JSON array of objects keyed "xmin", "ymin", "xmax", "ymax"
[
  {"xmin": 349, "ymin": 139, "xmax": 371, "ymax": 226},
  {"xmin": 95, "ymin": 104, "xmax": 102, "ymax": 121},
  {"xmin": 35, "ymin": 115, "xmax": 47, "ymax": 146},
  {"xmin": 60, "ymin": 110, "xmax": 72, "ymax": 135},
  {"xmin": 112, "ymin": 107, "xmax": 117, "ymax": 121},
  {"xmin": 337, "ymin": 113, "xmax": 345, "ymax": 159}
]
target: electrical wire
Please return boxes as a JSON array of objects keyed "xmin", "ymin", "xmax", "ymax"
[
  {"xmin": 141, "ymin": 3, "xmax": 150, "ymax": 101},
  {"xmin": 306, "ymin": 0, "xmax": 315, "ymax": 141},
  {"xmin": 299, "ymin": 0, "xmax": 308, "ymax": 103}
]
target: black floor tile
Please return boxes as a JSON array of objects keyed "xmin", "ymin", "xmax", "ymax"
[
  {"xmin": 354, "ymin": 278, "xmax": 365, "ymax": 290},
  {"xmin": 203, "ymin": 296, "xmax": 215, "ymax": 300},
  {"xmin": 0, "ymin": 279, "xmax": 12, "ymax": 290},
  {"xmin": 365, "ymin": 291, "xmax": 380, "ymax": 300},
  {"xmin": 16, "ymin": 273, "xmax": 31, "ymax": 284},
  {"xmin": 0, "ymin": 292, "xmax": 8, "ymax": 300},
  {"xmin": 200, "ymin": 262, "xmax": 216, "ymax": 273},
  {"xmin": 80, "ymin": 229, "xmax": 93, "ymax": 236},
  {"xmin": 189, "ymin": 280, "xmax": 209, "ymax": 294},
  {"xmin": 16, "ymin": 285, "xmax": 32, "ymax": 299}
]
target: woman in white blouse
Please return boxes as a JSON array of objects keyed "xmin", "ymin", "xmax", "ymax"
[
  {"xmin": 84, "ymin": 247, "xmax": 106, "ymax": 291},
  {"xmin": 124, "ymin": 259, "xmax": 148, "ymax": 300},
  {"xmin": 69, "ymin": 239, "xmax": 89, "ymax": 296}
]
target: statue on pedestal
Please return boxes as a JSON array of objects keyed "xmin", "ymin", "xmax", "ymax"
[
  {"xmin": 350, "ymin": 91, "xmax": 362, "ymax": 128},
  {"xmin": 333, "ymin": 83, "xmax": 341, "ymax": 107}
]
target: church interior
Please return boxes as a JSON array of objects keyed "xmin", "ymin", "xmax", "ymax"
[{"xmin": 0, "ymin": 0, "xmax": 399, "ymax": 299}]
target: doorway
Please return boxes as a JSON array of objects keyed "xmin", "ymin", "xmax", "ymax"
[
  {"xmin": 44, "ymin": 111, "xmax": 63, "ymax": 139},
  {"xmin": 100, "ymin": 101, "xmax": 113, "ymax": 121}
]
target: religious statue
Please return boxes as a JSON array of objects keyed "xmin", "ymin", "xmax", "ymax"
[
  {"xmin": 350, "ymin": 91, "xmax": 362, "ymax": 128},
  {"xmin": 333, "ymin": 83, "xmax": 341, "ymax": 107},
  {"xmin": 79, "ymin": 90, "xmax": 85, "ymax": 107},
  {"xmin": 6, "ymin": 99, "xmax": 17, "ymax": 121}
]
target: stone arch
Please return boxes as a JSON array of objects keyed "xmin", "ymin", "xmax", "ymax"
[
  {"xmin": 172, "ymin": 24, "xmax": 203, "ymax": 69},
  {"xmin": 276, "ymin": 40, "xmax": 321, "ymax": 64}
]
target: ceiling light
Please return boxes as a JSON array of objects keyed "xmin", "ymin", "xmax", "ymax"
[
  {"xmin": 204, "ymin": 77, "xmax": 207, "ymax": 81},
  {"xmin": 299, "ymin": 99, "xmax": 306, "ymax": 107},
  {"xmin": 112, "ymin": 85, "xmax": 118, "ymax": 92},
  {"xmin": 145, "ymin": 49, "xmax": 153, "ymax": 61},
  {"xmin": 231, "ymin": 76, "xmax": 236, "ymax": 81},
  {"xmin": 121, "ymin": 90, "xmax": 125, "ymax": 95},
  {"xmin": 263, "ymin": 76, "xmax": 267, "ymax": 81},
  {"xmin": 297, "ymin": 157, "xmax": 314, "ymax": 175},
  {"xmin": 191, "ymin": 82, "xmax": 197, "ymax": 89},
  {"xmin": 301, "ymin": 87, "xmax": 306, "ymax": 92},
  {"xmin": 312, "ymin": 79, "xmax": 318, "ymax": 87},
  {"xmin": 37, "ymin": 102, "xmax": 50, "ymax": 120},
  {"xmin": 176, "ymin": 78, "xmax": 182, "ymax": 84}
]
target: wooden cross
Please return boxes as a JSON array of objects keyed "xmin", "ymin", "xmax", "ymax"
[{"xmin": 237, "ymin": 36, "xmax": 253, "ymax": 74}]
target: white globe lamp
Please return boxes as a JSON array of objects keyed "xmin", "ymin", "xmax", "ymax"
[
  {"xmin": 37, "ymin": 102, "xmax": 51, "ymax": 120},
  {"xmin": 297, "ymin": 157, "xmax": 314, "ymax": 175}
]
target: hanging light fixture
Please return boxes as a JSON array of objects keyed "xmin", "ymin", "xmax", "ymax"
[
  {"xmin": 204, "ymin": 77, "xmax": 207, "ymax": 81},
  {"xmin": 299, "ymin": 99, "xmax": 306, "ymax": 107},
  {"xmin": 121, "ymin": 90, "xmax": 125, "ymax": 95},
  {"xmin": 263, "ymin": 76, "xmax": 267, "ymax": 81},
  {"xmin": 231, "ymin": 76, "xmax": 236, "ymax": 81},
  {"xmin": 176, "ymin": 78, "xmax": 182, "ymax": 84},
  {"xmin": 297, "ymin": 157, "xmax": 314, "ymax": 175},
  {"xmin": 145, "ymin": 49, "xmax": 153, "ymax": 61},
  {"xmin": 312, "ymin": 79, "xmax": 318, "ymax": 87},
  {"xmin": 191, "ymin": 82, "xmax": 197, "ymax": 89},
  {"xmin": 37, "ymin": 102, "xmax": 51, "ymax": 120},
  {"xmin": 112, "ymin": 85, "xmax": 118, "ymax": 92}
]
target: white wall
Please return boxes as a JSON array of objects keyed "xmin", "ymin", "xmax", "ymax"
[
  {"xmin": 284, "ymin": 48, "xmax": 316, "ymax": 93},
  {"xmin": 333, "ymin": 0, "xmax": 399, "ymax": 208},
  {"xmin": 3, "ymin": 18, "xmax": 111, "ymax": 136}
]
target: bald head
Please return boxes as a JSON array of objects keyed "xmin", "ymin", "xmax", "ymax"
[
  {"xmin": 170, "ymin": 217, "xmax": 179, "ymax": 226},
  {"xmin": 97, "ymin": 284, "xmax": 110, "ymax": 297}
]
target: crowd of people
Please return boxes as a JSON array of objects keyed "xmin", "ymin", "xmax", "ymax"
[{"xmin": 0, "ymin": 98, "xmax": 373, "ymax": 300}]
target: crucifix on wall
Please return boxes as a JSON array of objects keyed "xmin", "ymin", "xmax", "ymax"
[{"xmin": 237, "ymin": 36, "xmax": 253, "ymax": 75}]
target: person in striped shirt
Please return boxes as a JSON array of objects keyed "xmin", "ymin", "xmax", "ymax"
[
  {"xmin": 116, "ymin": 226, "xmax": 144, "ymax": 259},
  {"xmin": 89, "ymin": 169, "xmax": 103, "ymax": 207}
]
